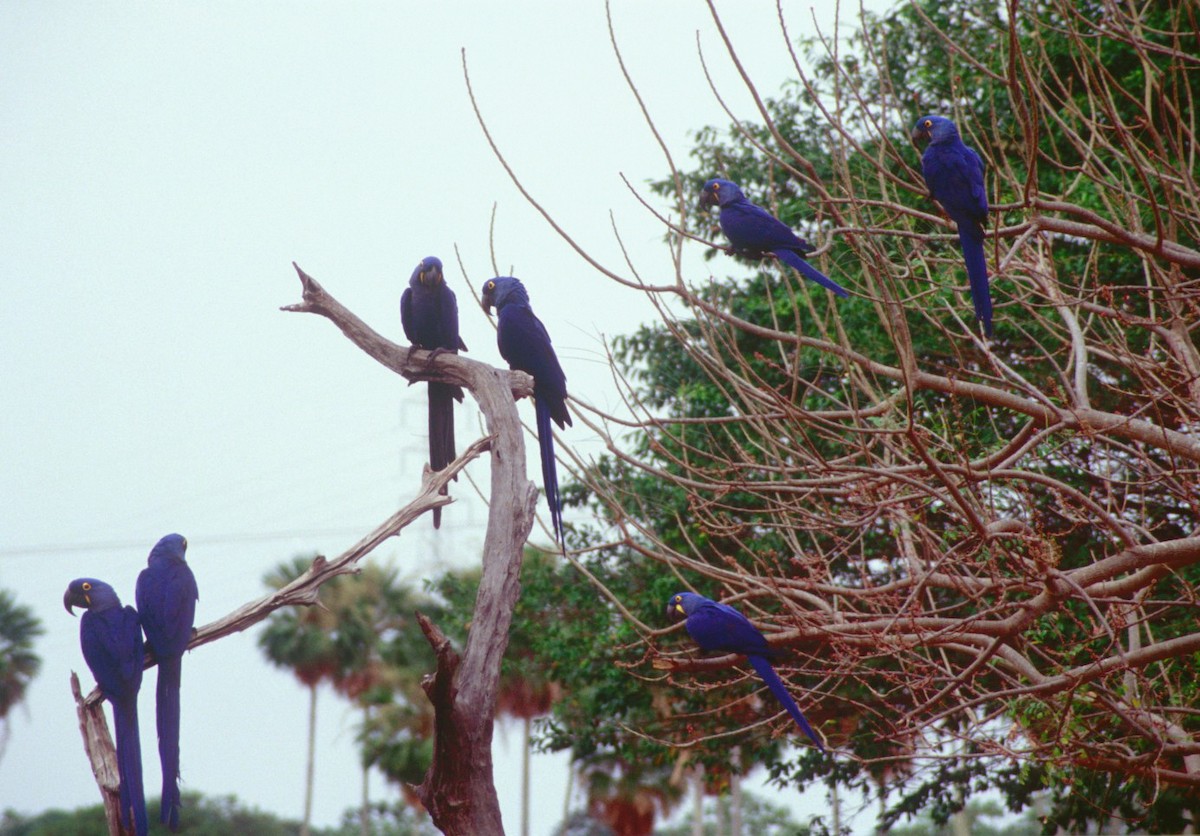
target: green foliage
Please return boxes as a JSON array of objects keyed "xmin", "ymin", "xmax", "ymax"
[
  {"xmin": 0, "ymin": 793, "xmax": 436, "ymax": 836},
  {"xmin": 538, "ymin": 0, "xmax": 1200, "ymax": 832},
  {"xmin": 0, "ymin": 805, "xmax": 109, "ymax": 836},
  {"xmin": 653, "ymin": 789, "xmax": 810, "ymax": 836},
  {"xmin": 2, "ymin": 792, "xmax": 302, "ymax": 836},
  {"xmin": 327, "ymin": 802, "xmax": 438, "ymax": 836},
  {"xmin": 258, "ymin": 555, "xmax": 340, "ymax": 688},
  {"xmin": 0, "ymin": 588, "xmax": 43, "ymax": 731},
  {"xmin": 886, "ymin": 797, "xmax": 1042, "ymax": 836},
  {"xmin": 258, "ymin": 557, "xmax": 441, "ymax": 799}
]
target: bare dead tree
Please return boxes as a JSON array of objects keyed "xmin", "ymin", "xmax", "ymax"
[{"xmin": 72, "ymin": 264, "xmax": 538, "ymax": 835}]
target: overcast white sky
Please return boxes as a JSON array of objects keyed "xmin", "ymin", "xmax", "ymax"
[{"xmin": 0, "ymin": 3, "xmax": 889, "ymax": 833}]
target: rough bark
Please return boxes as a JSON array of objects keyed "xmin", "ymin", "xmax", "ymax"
[
  {"xmin": 70, "ymin": 672, "xmax": 125, "ymax": 835},
  {"xmin": 286, "ymin": 264, "xmax": 538, "ymax": 835}
]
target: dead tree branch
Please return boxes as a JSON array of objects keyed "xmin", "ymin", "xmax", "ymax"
[
  {"xmin": 73, "ymin": 264, "xmax": 537, "ymax": 835},
  {"xmin": 285, "ymin": 263, "xmax": 539, "ymax": 834}
]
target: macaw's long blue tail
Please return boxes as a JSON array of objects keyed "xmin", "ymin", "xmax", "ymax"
[
  {"xmin": 956, "ymin": 222, "xmax": 992, "ymax": 336},
  {"xmin": 156, "ymin": 654, "xmax": 183, "ymax": 830},
  {"xmin": 535, "ymin": 396, "xmax": 564, "ymax": 549},
  {"xmin": 774, "ymin": 248, "xmax": 850, "ymax": 298},
  {"xmin": 748, "ymin": 655, "xmax": 824, "ymax": 751},
  {"xmin": 427, "ymin": 381, "xmax": 461, "ymax": 529},
  {"xmin": 113, "ymin": 695, "xmax": 149, "ymax": 836}
]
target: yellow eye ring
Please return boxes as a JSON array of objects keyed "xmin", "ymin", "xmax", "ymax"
[{"xmin": 82, "ymin": 582, "xmax": 92, "ymax": 591}]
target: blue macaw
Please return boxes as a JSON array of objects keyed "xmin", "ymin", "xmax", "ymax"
[
  {"xmin": 135, "ymin": 533, "xmax": 198, "ymax": 831},
  {"xmin": 401, "ymin": 256, "xmax": 468, "ymax": 529},
  {"xmin": 481, "ymin": 276, "xmax": 571, "ymax": 547},
  {"xmin": 698, "ymin": 178, "xmax": 849, "ymax": 298},
  {"xmin": 912, "ymin": 115, "xmax": 993, "ymax": 336},
  {"xmin": 65, "ymin": 578, "xmax": 149, "ymax": 836},
  {"xmin": 669, "ymin": 591, "xmax": 824, "ymax": 751}
]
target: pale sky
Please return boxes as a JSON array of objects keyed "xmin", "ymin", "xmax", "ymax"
[{"xmin": 0, "ymin": 3, "xmax": 887, "ymax": 833}]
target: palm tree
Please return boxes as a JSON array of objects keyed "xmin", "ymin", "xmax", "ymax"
[
  {"xmin": 496, "ymin": 623, "xmax": 562, "ymax": 836},
  {"xmin": 258, "ymin": 556, "xmax": 339, "ymax": 836},
  {"xmin": 0, "ymin": 588, "xmax": 43, "ymax": 762},
  {"xmin": 584, "ymin": 759, "xmax": 680, "ymax": 836},
  {"xmin": 263, "ymin": 560, "xmax": 440, "ymax": 834},
  {"xmin": 324, "ymin": 563, "xmax": 423, "ymax": 836},
  {"xmin": 349, "ymin": 569, "xmax": 443, "ymax": 817}
]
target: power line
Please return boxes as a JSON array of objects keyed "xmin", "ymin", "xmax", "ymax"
[{"xmin": 0, "ymin": 527, "xmax": 376, "ymax": 559}]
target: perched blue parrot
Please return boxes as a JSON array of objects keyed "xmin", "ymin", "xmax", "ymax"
[
  {"xmin": 135, "ymin": 533, "xmax": 198, "ymax": 831},
  {"xmin": 401, "ymin": 256, "xmax": 468, "ymax": 529},
  {"xmin": 912, "ymin": 115, "xmax": 993, "ymax": 336},
  {"xmin": 65, "ymin": 578, "xmax": 149, "ymax": 836},
  {"xmin": 669, "ymin": 591, "xmax": 824, "ymax": 751},
  {"xmin": 481, "ymin": 276, "xmax": 571, "ymax": 547},
  {"xmin": 698, "ymin": 178, "xmax": 849, "ymax": 298}
]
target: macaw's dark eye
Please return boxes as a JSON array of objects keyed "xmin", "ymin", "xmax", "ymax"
[
  {"xmin": 486, "ymin": 281, "xmax": 494, "ymax": 291},
  {"xmin": 82, "ymin": 582, "xmax": 92, "ymax": 591},
  {"xmin": 713, "ymin": 183, "xmax": 720, "ymax": 190},
  {"xmin": 925, "ymin": 119, "xmax": 932, "ymax": 128}
]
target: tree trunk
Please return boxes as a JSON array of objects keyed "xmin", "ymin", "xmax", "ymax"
[
  {"xmin": 521, "ymin": 716, "xmax": 532, "ymax": 836},
  {"xmin": 729, "ymin": 749, "xmax": 742, "ymax": 836},
  {"xmin": 361, "ymin": 703, "xmax": 370, "ymax": 836},
  {"xmin": 302, "ymin": 682, "xmax": 317, "ymax": 836},
  {"xmin": 280, "ymin": 265, "xmax": 541, "ymax": 835},
  {"xmin": 831, "ymin": 779, "xmax": 841, "ymax": 836},
  {"xmin": 563, "ymin": 764, "xmax": 574, "ymax": 823},
  {"xmin": 69, "ymin": 673, "xmax": 126, "ymax": 836},
  {"xmin": 949, "ymin": 777, "xmax": 969, "ymax": 836}
]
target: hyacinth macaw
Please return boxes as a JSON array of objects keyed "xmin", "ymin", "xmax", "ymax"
[
  {"xmin": 135, "ymin": 533, "xmax": 198, "ymax": 831},
  {"xmin": 65, "ymin": 578, "xmax": 149, "ymax": 836},
  {"xmin": 400, "ymin": 256, "xmax": 468, "ymax": 528},
  {"xmin": 698, "ymin": 178, "xmax": 849, "ymax": 298},
  {"xmin": 481, "ymin": 276, "xmax": 571, "ymax": 548},
  {"xmin": 912, "ymin": 114, "xmax": 993, "ymax": 336},
  {"xmin": 669, "ymin": 591, "xmax": 824, "ymax": 751}
]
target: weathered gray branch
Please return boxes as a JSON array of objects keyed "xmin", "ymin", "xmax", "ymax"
[
  {"xmin": 73, "ymin": 264, "xmax": 535, "ymax": 835},
  {"xmin": 286, "ymin": 263, "xmax": 539, "ymax": 834},
  {"xmin": 72, "ymin": 435, "xmax": 493, "ymax": 831},
  {"xmin": 282, "ymin": 261, "xmax": 535, "ymax": 401},
  {"xmin": 70, "ymin": 672, "xmax": 125, "ymax": 835},
  {"xmin": 78, "ymin": 432, "xmax": 491, "ymax": 707}
]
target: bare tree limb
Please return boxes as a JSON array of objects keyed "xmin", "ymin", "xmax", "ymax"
[
  {"xmin": 70, "ymin": 672, "xmax": 125, "ymax": 835},
  {"xmin": 73, "ymin": 265, "xmax": 539, "ymax": 835},
  {"xmin": 285, "ymin": 263, "xmax": 540, "ymax": 834}
]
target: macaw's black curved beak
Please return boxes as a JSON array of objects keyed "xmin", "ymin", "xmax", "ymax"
[
  {"xmin": 698, "ymin": 189, "xmax": 717, "ymax": 210},
  {"xmin": 481, "ymin": 290, "xmax": 494, "ymax": 316},
  {"xmin": 63, "ymin": 588, "xmax": 79, "ymax": 616},
  {"xmin": 911, "ymin": 125, "xmax": 931, "ymax": 144}
]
